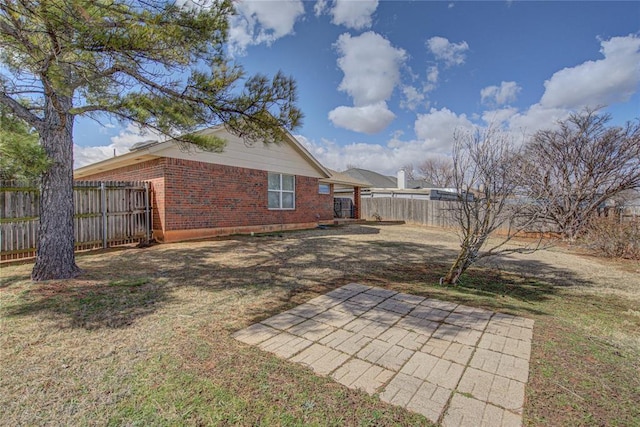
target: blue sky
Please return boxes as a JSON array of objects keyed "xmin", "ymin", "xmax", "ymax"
[{"xmin": 74, "ymin": 0, "xmax": 640, "ymax": 176}]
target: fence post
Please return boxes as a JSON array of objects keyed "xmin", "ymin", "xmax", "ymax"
[
  {"xmin": 101, "ymin": 181, "xmax": 107, "ymax": 249},
  {"xmin": 145, "ymin": 182, "xmax": 151, "ymax": 242}
]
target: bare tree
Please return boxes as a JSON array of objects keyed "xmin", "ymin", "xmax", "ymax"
[
  {"xmin": 417, "ymin": 156, "xmax": 454, "ymax": 187},
  {"xmin": 442, "ymin": 128, "xmax": 548, "ymax": 285},
  {"xmin": 520, "ymin": 109, "xmax": 640, "ymax": 241},
  {"xmin": 400, "ymin": 163, "xmax": 416, "ymax": 181}
]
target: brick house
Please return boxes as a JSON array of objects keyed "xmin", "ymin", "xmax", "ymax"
[{"xmin": 74, "ymin": 126, "xmax": 362, "ymax": 242}]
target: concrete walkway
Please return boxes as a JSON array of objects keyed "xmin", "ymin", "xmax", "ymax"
[{"xmin": 233, "ymin": 283, "xmax": 533, "ymax": 426}]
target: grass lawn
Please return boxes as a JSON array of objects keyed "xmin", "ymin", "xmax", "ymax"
[{"xmin": 1, "ymin": 223, "xmax": 639, "ymax": 426}]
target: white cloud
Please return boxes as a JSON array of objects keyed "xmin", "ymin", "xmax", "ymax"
[
  {"xmin": 422, "ymin": 65, "xmax": 440, "ymax": 93},
  {"xmin": 540, "ymin": 34, "xmax": 640, "ymax": 109},
  {"xmin": 314, "ymin": 0, "xmax": 328, "ymax": 16},
  {"xmin": 301, "ymin": 102, "xmax": 569, "ymax": 177},
  {"xmin": 175, "ymin": 0, "xmax": 216, "ymax": 10},
  {"xmin": 296, "ymin": 116, "xmax": 480, "ymax": 176},
  {"xmin": 400, "ymin": 86, "xmax": 426, "ymax": 111},
  {"xmin": 504, "ymin": 104, "xmax": 570, "ymax": 136},
  {"xmin": 74, "ymin": 145, "xmax": 118, "ymax": 169},
  {"xmin": 302, "ymin": 35, "xmax": 640, "ymax": 176},
  {"xmin": 329, "ymin": 32, "xmax": 406, "ymax": 133},
  {"xmin": 302, "ymin": 109, "xmax": 479, "ymax": 175},
  {"xmin": 74, "ymin": 123, "xmax": 164, "ymax": 169},
  {"xmin": 301, "ymin": 104, "xmax": 563, "ymax": 177},
  {"xmin": 298, "ymin": 134, "xmax": 448, "ymax": 176},
  {"xmin": 228, "ymin": 0, "xmax": 305, "ymax": 55},
  {"xmin": 328, "ymin": 102, "xmax": 396, "ymax": 134},
  {"xmin": 480, "ymin": 81, "xmax": 521, "ymax": 106},
  {"xmin": 426, "ymin": 66, "xmax": 439, "ymax": 84},
  {"xmin": 426, "ymin": 36, "xmax": 469, "ymax": 67},
  {"xmin": 480, "ymin": 107, "xmax": 519, "ymax": 128},
  {"xmin": 334, "ymin": 32, "xmax": 407, "ymax": 106},
  {"xmin": 476, "ymin": 35, "xmax": 640, "ymax": 137},
  {"xmin": 475, "ymin": 35, "xmax": 640, "ymax": 137},
  {"xmin": 330, "ymin": 0, "xmax": 378, "ymax": 30},
  {"xmin": 414, "ymin": 107, "xmax": 475, "ymax": 152}
]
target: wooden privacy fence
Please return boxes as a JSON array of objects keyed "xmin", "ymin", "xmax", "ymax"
[
  {"xmin": 362, "ymin": 197, "xmax": 549, "ymax": 233},
  {"xmin": 361, "ymin": 198, "xmax": 458, "ymax": 228},
  {"xmin": 1, "ymin": 180, "xmax": 151, "ymax": 262}
]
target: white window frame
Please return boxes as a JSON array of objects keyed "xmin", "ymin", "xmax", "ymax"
[
  {"xmin": 268, "ymin": 172, "xmax": 295, "ymax": 210},
  {"xmin": 318, "ymin": 183, "xmax": 331, "ymax": 195}
]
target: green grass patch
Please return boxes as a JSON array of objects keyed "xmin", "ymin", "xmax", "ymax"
[
  {"xmin": 108, "ymin": 347, "xmax": 428, "ymax": 427},
  {"xmin": 108, "ymin": 356, "xmax": 250, "ymax": 426},
  {"xmin": 108, "ymin": 278, "xmax": 150, "ymax": 287}
]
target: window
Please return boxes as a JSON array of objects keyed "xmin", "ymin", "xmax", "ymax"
[
  {"xmin": 268, "ymin": 172, "xmax": 295, "ymax": 209},
  {"xmin": 319, "ymin": 183, "xmax": 331, "ymax": 195}
]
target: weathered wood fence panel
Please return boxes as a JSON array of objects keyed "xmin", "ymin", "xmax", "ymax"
[
  {"xmin": 361, "ymin": 198, "xmax": 459, "ymax": 228},
  {"xmin": 1, "ymin": 180, "xmax": 150, "ymax": 262},
  {"xmin": 363, "ymin": 197, "xmax": 640, "ymax": 233}
]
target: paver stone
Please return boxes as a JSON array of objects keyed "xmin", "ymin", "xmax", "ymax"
[
  {"xmin": 313, "ymin": 309, "xmax": 358, "ymax": 328},
  {"xmin": 290, "ymin": 343, "xmax": 349, "ymax": 376},
  {"xmin": 260, "ymin": 313, "xmax": 307, "ymax": 330},
  {"xmin": 380, "ymin": 372, "xmax": 423, "ymax": 407},
  {"xmin": 331, "ymin": 358, "xmax": 394, "ymax": 394},
  {"xmin": 258, "ymin": 332, "xmax": 313, "ymax": 358},
  {"xmin": 422, "ymin": 337, "xmax": 474, "ymax": 365},
  {"xmin": 232, "ymin": 323, "xmax": 280, "ymax": 345},
  {"xmin": 364, "ymin": 288, "xmax": 398, "ymax": 298},
  {"xmin": 406, "ymin": 381, "xmax": 452, "ymax": 423},
  {"xmin": 288, "ymin": 319, "xmax": 336, "ymax": 341},
  {"xmin": 391, "ymin": 292, "xmax": 426, "ymax": 305}
]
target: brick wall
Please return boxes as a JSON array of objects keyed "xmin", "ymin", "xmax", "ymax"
[
  {"xmin": 77, "ymin": 157, "xmax": 334, "ymax": 239},
  {"xmin": 162, "ymin": 158, "xmax": 333, "ymax": 230},
  {"xmin": 353, "ymin": 187, "xmax": 361, "ymax": 219}
]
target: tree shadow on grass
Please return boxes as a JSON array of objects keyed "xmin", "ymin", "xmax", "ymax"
[
  {"xmin": 3, "ymin": 277, "xmax": 174, "ymax": 329},
  {"xmin": 479, "ymin": 254, "xmax": 590, "ymax": 289},
  {"xmin": 346, "ymin": 260, "xmax": 555, "ymax": 318},
  {"xmin": 0, "ymin": 275, "xmax": 24, "ymax": 289},
  {"xmin": 2, "ymin": 223, "xmax": 594, "ymax": 330}
]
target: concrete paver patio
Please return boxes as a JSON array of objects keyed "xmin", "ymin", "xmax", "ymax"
[{"xmin": 233, "ymin": 283, "xmax": 533, "ymax": 426}]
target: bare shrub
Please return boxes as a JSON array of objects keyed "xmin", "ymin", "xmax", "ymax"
[
  {"xmin": 581, "ymin": 217, "xmax": 640, "ymax": 260},
  {"xmin": 519, "ymin": 109, "xmax": 640, "ymax": 241},
  {"xmin": 441, "ymin": 128, "xmax": 550, "ymax": 285}
]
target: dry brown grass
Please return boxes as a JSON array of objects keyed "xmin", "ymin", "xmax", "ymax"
[{"xmin": 1, "ymin": 223, "xmax": 638, "ymax": 426}]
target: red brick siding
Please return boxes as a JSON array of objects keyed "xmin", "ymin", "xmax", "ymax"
[
  {"xmin": 77, "ymin": 157, "xmax": 333, "ymax": 234},
  {"xmin": 162, "ymin": 158, "xmax": 333, "ymax": 230}
]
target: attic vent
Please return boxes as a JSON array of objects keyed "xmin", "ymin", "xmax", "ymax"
[{"xmin": 129, "ymin": 140, "xmax": 158, "ymax": 151}]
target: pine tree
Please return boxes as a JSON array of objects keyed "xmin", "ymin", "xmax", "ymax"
[
  {"xmin": 0, "ymin": 105, "xmax": 49, "ymax": 180},
  {"xmin": 0, "ymin": 0, "xmax": 302, "ymax": 280}
]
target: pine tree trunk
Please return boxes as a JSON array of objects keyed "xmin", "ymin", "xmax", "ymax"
[{"xmin": 31, "ymin": 96, "xmax": 80, "ymax": 281}]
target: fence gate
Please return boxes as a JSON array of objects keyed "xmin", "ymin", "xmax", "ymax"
[
  {"xmin": 1, "ymin": 180, "xmax": 151, "ymax": 262},
  {"xmin": 334, "ymin": 197, "xmax": 355, "ymax": 219}
]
